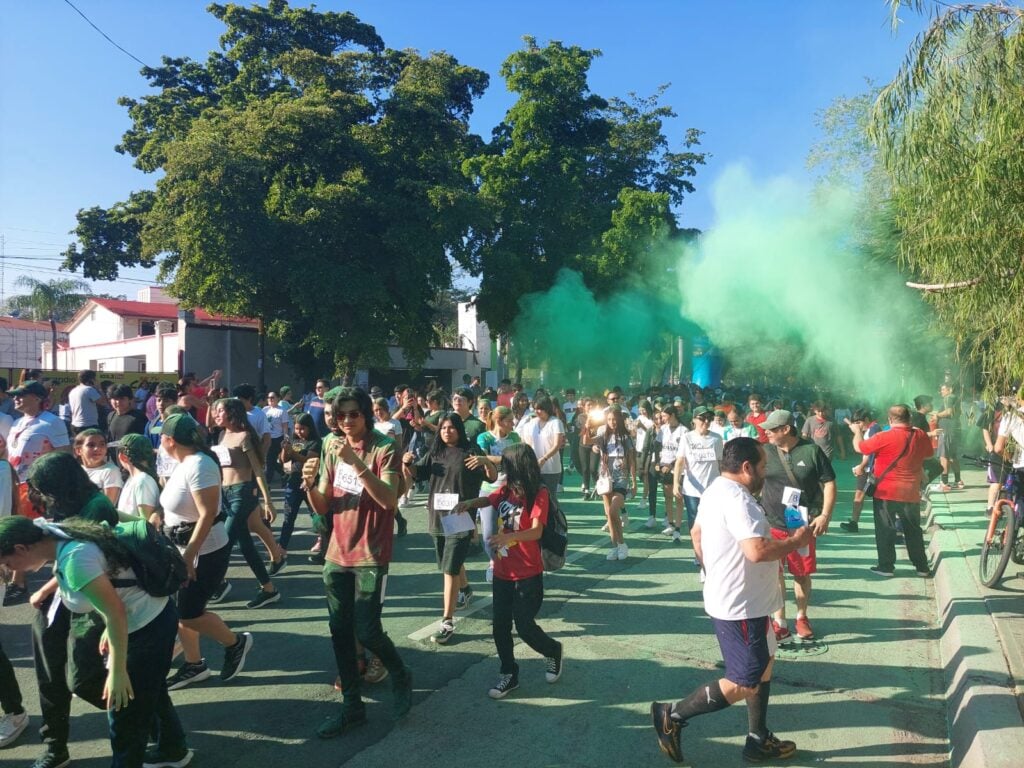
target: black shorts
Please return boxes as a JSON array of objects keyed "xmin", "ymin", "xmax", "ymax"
[
  {"xmin": 655, "ymin": 467, "xmax": 674, "ymax": 486},
  {"xmin": 176, "ymin": 540, "xmax": 231, "ymax": 620},
  {"xmin": 711, "ymin": 616, "xmax": 775, "ymax": 687},
  {"xmin": 434, "ymin": 533, "xmax": 472, "ymax": 576},
  {"xmin": 855, "ymin": 471, "xmax": 869, "ymax": 492},
  {"xmin": 938, "ymin": 431, "xmax": 960, "ymax": 460}
]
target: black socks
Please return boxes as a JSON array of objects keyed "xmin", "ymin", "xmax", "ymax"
[
  {"xmin": 671, "ymin": 679, "xmax": 730, "ymax": 722},
  {"xmin": 746, "ymin": 680, "xmax": 771, "ymax": 740}
]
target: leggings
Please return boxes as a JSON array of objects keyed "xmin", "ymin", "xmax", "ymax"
[{"xmin": 223, "ymin": 480, "xmax": 271, "ymax": 586}]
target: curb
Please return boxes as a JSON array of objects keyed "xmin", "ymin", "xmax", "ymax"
[{"xmin": 930, "ymin": 515, "xmax": 1024, "ymax": 768}]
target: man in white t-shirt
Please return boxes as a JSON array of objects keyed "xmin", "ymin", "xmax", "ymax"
[
  {"xmin": 68, "ymin": 370, "xmax": 104, "ymax": 435},
  {"xmin": 232, "ymin": 384, "xmax": 271, "ymax": 454},
  {"xmin": 525, "ymin": 395, "xmax": 565, "ymax": 501},
  {"xmin": 650, "ymin": 437, "xmax": 812, "ymax": 764},
  {"xmin": 7, "ymin": 380, "xmax": 71, "ymax": 487},
  {"xmin": 262, "ymin": 391, "xmax": 292, "ymax": 484},
  {"xmin": 993, "ymin": 404, "xmax": 1024, "ymax": 468}
]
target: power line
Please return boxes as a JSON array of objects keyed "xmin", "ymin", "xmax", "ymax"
[{"xmin": 61, "ymin": 0, "xmax": 151, "ymax": 69}]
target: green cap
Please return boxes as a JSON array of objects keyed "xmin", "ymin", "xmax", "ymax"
[
  {"xmin": 113, "ymin": 433, "xmax": 156, "ymax": 469},
  {"xmin": 161, "ymin": 412, "xmax": 203, "ymax": 444}
]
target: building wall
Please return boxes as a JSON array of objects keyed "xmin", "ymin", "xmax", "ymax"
[
  {"xmin": 68, "ymin": 305, "xmax": 123, "ymax": 347},
  {"xmin": 55, "ymin": 332, "xmax": 179, "ymax": 373},
  {"xmin": 183, "ymin": 326, "xmax": 303, "ymax": 390},
  {"xmin": 0, "ymin": 325, "xmax": 63, "ymax": 368}
]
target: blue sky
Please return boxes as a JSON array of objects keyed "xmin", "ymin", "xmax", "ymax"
[{"xmin": 0, "ymin": 1, "xmax": 927, "ymax": 302}]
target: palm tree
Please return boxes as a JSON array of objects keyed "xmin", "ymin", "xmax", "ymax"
[{"xmin": 5, "ymin": 276, "xmax": 92, "ymax": 370}]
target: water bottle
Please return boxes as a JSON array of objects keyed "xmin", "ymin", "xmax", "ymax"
[{"xmin": 785, "ymin": 505, "xmax": 809, "ymax": 556}]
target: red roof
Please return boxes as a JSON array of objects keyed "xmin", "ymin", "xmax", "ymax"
[
  {"xmin": 0, "ymin": 316, "xmax": 68, "ymax": 332},
  {"xmin": 87, "ymin": 298, "xmax": 256, "ymax": 327}
]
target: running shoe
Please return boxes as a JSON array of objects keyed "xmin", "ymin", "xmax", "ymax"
[
  {"xmin": 208, "ymin": 580, "xmax": 231, "ymax": 604},
  {"xmin": 650, "ymin": 702, "xmax": 684, "ymax": 763},
  {"xmin": 661, "ymin": 525, "xmax": 676, "ymax": 536},
  {"xmin": 742, "ymin": 732, "xmax": 796, "ymax": 762},
  {"xmin": 142, "ymin": 746, "xmax": 194, "ymax": 768},
  {"xmin": 839, "ymin": 521, "xmax": 859, "ymax": 533},
  {"xmin": 488, "ymin": 672, "xmax": 519, "ymax": 699},
  {"xmin": 166, "ymin": 661, "xmax": 211, "ymax": 691},
  {"xmin": 617, "ymin": 543, "xmax": 629, "ymax": 560},
  {"xmin": 645, "ymin": 516, "xmax": 657, "ymax": 529},
  {"xmin": 869, "ymin": 566, "xmax": 895, "ymax": 577},
  {"xmin": 794, "ymin": 615, "xmax": 814, "ymax": 639},
  {"xmin": 606, "ymin": 545, "xmax": 621, "ymax": 561},
  {"xmin": 221, "ymin": 632, "xmax": 254, "ymax": 681},
  {"xmin": 771, "ymin": 619, "xmax": 792, "ymax": 643},
  {"xmin": 0, "ymin": 711, "xmax": 29, "ymax": 748},
  {"xmin": 671, "ymin": 529, "xmax": 682, "ymax": 542},
  {"xmin": 246, "ymin": 589, "xmax": 280, "ymax": 609},
  {"xmin": 268, "ymin": 554, "xmax": 288, "ymax": 576}
]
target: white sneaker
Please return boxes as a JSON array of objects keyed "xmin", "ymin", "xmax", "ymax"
[
  {"xmin": 621, "ymin": 512, "xmax": 629, "ymax": 526},
  {"xmin": 617, "ymin": 544, "xmax": 629, "ymax": 560},
  {"xmin": 601, "ymin": 521, "xmax": 610, "ymax": 532},
  {"xmin": 645, "ymin": 516, "xmax": 657, "ymax": 529},
  {"xmin": 606, "ymin": 546, "xmax": 620, "ymax": 561},
  {"xmin": 661, "ymin": 525, "xmax": 676, "ymax": 536},
  {"xmin": 671, "ymin": 530, "xmax": 682, "ymax": 542},
  {"xmin": 0, "ymin": 711, "xmax": 29, "ymax": 748},
  {"xmin": 399, "ymin": 495, "xmax": 410, "ymax": 508},
  {"xmin": 485, "ymin": 565, "xmax": 494, "ymax": 584}
]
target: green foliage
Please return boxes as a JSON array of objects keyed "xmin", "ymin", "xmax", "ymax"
[
  {"xmin": 872, "ymin": 1, "xmax": 1024, "ymax": 391},
  {"xmin": 61, "ymin": 1, "xmax": 488, "ymax": 375},
  {"xmin": 4, "ymin": 277, "xmax": 94, "ymax": 370},
  {"xmin": 461, "ymin": 38, "xmax": 705, "ymax": 337}
]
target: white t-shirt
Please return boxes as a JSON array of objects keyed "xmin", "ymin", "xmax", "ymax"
[
  {"xmin": 246, "ymin": 407, "xmax": 271, "ymax": 438},
  {"xmin": 696, "ymin": 476, "xmax": 782, "ymax": 621},
  {"xmin": 118, "ymin": 472, "xmax": 161, "ymax": 517},
  {"xmin": 635, "ymin": 414, "xmax": 655, "ymax": 454},
  {"xmin": 658, "ymin": 424, "xmax": 689, "ymax": 466},
  {"xmin": 8, "ymin": 411, "xmax": 71, "ymax": 483},
  {"xmin": 526, "ymin": 416, "xmax": 565, "ymax": 475},
  {"xmin": 55, "ymin": 539, "xmax": 167, "ymax": 633},
  {"xmin": 159, "ymin": 453, "xmax": 228, "ymax": 555},
  {"xmin": 678, "ymin": 431, "xmax": 723, "ymax": 497},
  {"xmin": 86, "ymin": 463, "xmax": 124, "ymax": 494},
  {"xmin": 0, "ymin": 459, "xmax": 13, "ymax": 518},
  {"xmin": 69, "ymin": 384, "xmax": 102, "ymax": 428},
  {"xmin": 262, "ymin": 405, "xmax": 292, "ymax": 439},
  {"xmin": 374, "ymin": 419, "xmax": 402, "ymax": 439},
  {"xmin": 0, "ymin": 412, "xmax": 12, "ymax": 440},
  {"xmin": 998, "ymin": 409, "xmax": 1024, "ymax": 468}
]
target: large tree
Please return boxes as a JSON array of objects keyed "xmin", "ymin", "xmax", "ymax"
[
  {"xmin": 4, "ymin": 277, "xmax": 92, "ymax": 370},
  {"xmin": 872, "ymin": 1, "xmax": 1024, "ymax": 391},
  {"xmin": 460, "ymin": 38, "xmax": 705, "ymax": 346},
  {"xmin": 62, "ymin": 1, "xmax": 488, "ymax": 379}
]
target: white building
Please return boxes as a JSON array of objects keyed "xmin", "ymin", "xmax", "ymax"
[{"xmin": 0, "ymin": 316, "xmax": 68, "ymax": 368}]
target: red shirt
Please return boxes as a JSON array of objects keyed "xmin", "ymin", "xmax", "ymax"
[
  {"xmin": 858, "ymin": 425, "xmax": 934, "ymax": 503},
  {"xmin": 497, "ymin": 392, "xmax": 514, "ymax": 409},
  {"xmin": 487, "ymin": 485, "xmax": 549, "ymax": 581},
  {"xmin": 746, "ymin": 411, "xmax": 769, "ymax": 443}
]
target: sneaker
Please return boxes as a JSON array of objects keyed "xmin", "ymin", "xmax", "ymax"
[
  {"xmin": 839, "ymin": 521, "xmax": 859, "ymax": 533},
  {"xmin": 601, "ymin": 521, "xmax": 610, "ymax": 532},
  {"xmin": 29, "ymin": 749, "xmax": 71, "ymax": 768},
  {"xmin": 917, "ymin": 568, "xmax": 933, "ymax": 579},
  {"xmin": 246, "ymin": 589, "xmax": 280, "ymax": 609},
  {"xmin": 455, "ymin": 589, "xmax": 473, "ymax": 610},
  {"xmin": 166, "ymin": 660, "xmax": 211, "ymax": 691},
  {"xmin": 645, "ymin": 516, "xmax": 657, "ymax": 529},
  {"xmin": 142, "ymin": 746, "xmax": 194, "ymax": 768},
  {"xmin": 580, "ymin": 487, "xmax": 589, "ymax": 497},
  {"xmin": 545, "ymin": 642, "xmax": 563, "ymax": 683},
  {"xmin": 937, "ymin": 483, "xmax": 953, "ymax": 492},
  {"xmin": 650, "ymin": 702, "xmax": 684, "ymax": 763},
  {"xmin": 392, "ymin": 668, "xmax": 414, "ymax": 718},
  {"xmin": 955, "ymin": 480, "xmax": 965, "ymax": 490},
  {"xmin": 607, "ymin": 546, "xmax": 621, "ymax": 561},
  {"xmin": 398, "ymin": 495, "xmax": 411, "ymax": 508},
  {"xmin": 771, "ymin": 619, "xmax": 792, "ymax": 643},
  {"xmin": 2, "ymin": 584, "xmax": 27, "ymax": 607},
  {"xmin": 661, "ymin": 525, "xmax": 676, "ymax": 536},
  {"xmin": 488, "ymin": 672, "xmax": 520, "ymax": 699},
  {"xmin": 431, "ymin": 619, "xmax": 455, "ymax": 644},
  {"xmin": 310, "ymin": 538, "xmax": 322, "ymax": 554},
  {"xmin": 671, "ymin": 529, "xmax": 682, "ymax": 542},
  {"xmin": 363, "ymin": 656, "xmax": 389, "ymax": 684},
  {"xmin": 794, "ymin": 615, "xmax": 814, "ymax": 639},
  {"xmin": 617, "ymin": 543, "xmax": 629, "ymax": 560},
  {"xmin": 268, "ymin": 554, "xmax": 288, "ymax": 576},
  {"xmin": 621, "ymin": 512, "xmax": 629, "ymax": 526},
  {"xmin": 396, "ymin": 515, "xmax": 408, "ymax": 537},
  {"xmin": 208, "ymin": 580, "xmax": 231, "ymax": 604},
  {"xmin": 221, "ymin": 632, "xmax": 254, "ymax": 681},
  {"xmin": 309, "ymin": 552, "xmax": 326, "ymax": 565},
  {"xmin": 316, "ymin": 708, "xmax": 367, "ymax": 739},
  {"xmin": 742, "ymin": 731, "xmax": 796, "ymax": 762},
  {"xmin": 869, "ymin": 566, "xmax": 895, "ymax": 577},
  {"xmin": 485, "ymin": 564, "xmax": 494, "ymax": 584},
  {"xmin": 0, "ymin": 711, "xmax": 29, "ymax": 748}
]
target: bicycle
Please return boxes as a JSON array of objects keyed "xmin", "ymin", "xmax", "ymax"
[{"xmin": 964, "ymin": 454, "xmax": 1024, "ymax": 587}]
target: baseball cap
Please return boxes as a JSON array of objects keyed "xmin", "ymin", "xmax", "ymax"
[
  {"xmin": 9, "ymin": 380, "xmax": 47, "ymax": 398},
  {"xmin": 762, "ymin": 410, "xmax": 793, "ymax": 430},
  {"xmin": 693, "ymin": 405, "xmax": 713, "ymax": 419}
]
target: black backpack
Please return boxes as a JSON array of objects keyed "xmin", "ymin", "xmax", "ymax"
[{"xmin": 540, "ymin": 496, "xmax": 569, "ymax": 572}]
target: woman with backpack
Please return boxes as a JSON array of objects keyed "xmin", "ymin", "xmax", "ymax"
[
  {"xmin": 452, "ymin": 443, "xmax": 563, "ymax": 699},
  {"xmin": 159, "ymin": 413, "xmax": 253, "ymax": 692},
  {"xmin": 0, "ymin": 514, "xmax": 191, "ymax": 768}
]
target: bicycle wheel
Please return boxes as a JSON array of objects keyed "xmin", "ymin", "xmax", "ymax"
[{"xmin": 980, "ymin": 499, "xmax": 1017, "ymax": 587}]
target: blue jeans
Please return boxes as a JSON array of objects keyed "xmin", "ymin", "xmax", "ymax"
[
  {"xmin": 109, "ymin": 601, "xmax": 187, "ymax": 768},
  {"xmin": 223, "ymin": 481, "xmax": 271, "ymax": 586},
  {"xmin": 280, "ymin": 484, "xmax": 312, "ymax": 549},
  {"xmin": 683, "ymin": 495, "xmax": 701, "ymax": 531}
]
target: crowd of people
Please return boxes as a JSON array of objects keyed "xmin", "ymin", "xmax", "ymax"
[{"xmin": 0, "ymin": 367, "xmax": 996, "ymax": 766}]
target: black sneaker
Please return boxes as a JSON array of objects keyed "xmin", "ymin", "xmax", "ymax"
[
  {"xmin": 143, "ymin": 746, "xmax": 194, "ymax": 768},
  {"xmin": 545, "ymin": 642, "xmax": 563, "ymax": 683},
  {"xmin": 650, "ymin": 702, "xmax": 684, "ymax": 763},
  {"xmin": 431, "ymin": 619, "xmax": 455, "ymax": 644},
  {"xmin": 246, "ymin": 589, "xmax": 281, "ymax": 609},
  {"xmin": 30, "ymin": 749, "xmax": 71, "ymax": 768},
  {"xmin": 869, "ymin": 566, "xmax": 895, "ymax": 577},
  {"xmin": 268, "ymin": 554, "xmax": 288, "ymax": 576},
  {"xmin": 392, "ymin": 668, "xmax": 414, "ymax": 718},
  {"xmin": 315, "ymin": 708, "xmax": 367, "ymax": 739},
  {"xmin": 166, "ymin": 661, "xmax": 211, "ymax": 691},
  {"xmin": 2, "ymin": 584, "xmax": 28, "ymax": 606},
  {"xmin": 488, "ymin": 672, "xmax": 519, "ymax": 699},
  {"xmin": 208, "ymin": 581, "xmax": 231, "ymax": 604},
  {"xmin": 221, "ymin": 632, "xmax": 253, "ymax": 681},
  {"xmin": 742, "ymin": 731, "xmax": 796, "ymax": 762},
  {"xmin": 396, "ymin": 515, "xmax": 408, "ymax": 537},
  {"xmin": 839, "ymin": 521, "xmax": 859, "ymax": 533}
]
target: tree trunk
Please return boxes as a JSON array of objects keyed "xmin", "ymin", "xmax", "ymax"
[
  {"xmin": 49, "ymin": 315, "xmax": 57, "ymax": 371},
  {"xmin": 257, "ymin": 317, "xmax": 266, "ymax": 393},
  {"xmin": 514, "ymin": 354, "xmax": 523, "ymax": 387}
]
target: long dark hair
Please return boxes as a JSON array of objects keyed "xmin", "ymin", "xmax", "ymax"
[
  {"xmin": 219, "ymin": 397, "xmax": 264, "ymax": 465},
  {"xmin": 499, "ymin": 443, "xmax": 543, "ymax": 512},
  {"xmin": 27, "ymin": 453, "xmax": 103, "ymax": 522},
  {"xmin": 430, "ymin": 412, "xmax": 471, "ymax": 458},
  {"xmin": 605, "ymin": 404, "xmax": 629, "ymax": 443},
  {"xmin": 294, "ymin": 412, "xmax": 317, "ymax": 439},
  {"xmin": 0, "ymin": 516, "xmax": 132, "ymax": 574}
]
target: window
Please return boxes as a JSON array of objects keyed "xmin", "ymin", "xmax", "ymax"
[{"xmin": 140, "ymin": 321, "xmax": 155, "ymax": 336}]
